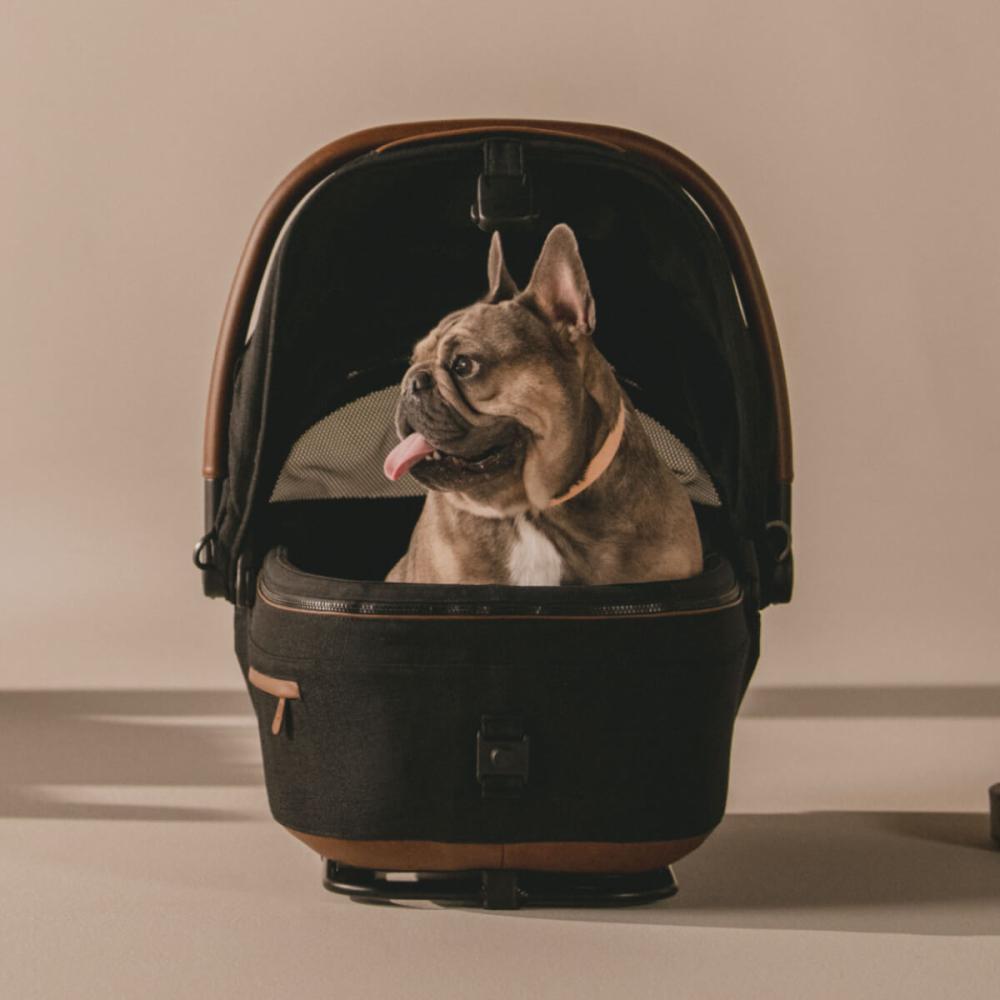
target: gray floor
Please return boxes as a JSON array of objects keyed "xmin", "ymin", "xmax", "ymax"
[{"xmin": 3, "ymin": 684, "xmax": 999, "ymax": 999}]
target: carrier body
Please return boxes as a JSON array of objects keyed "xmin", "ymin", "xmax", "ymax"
[{"xmin": 197, "ymin": 119, "xmax": 793, "ymax": 906}]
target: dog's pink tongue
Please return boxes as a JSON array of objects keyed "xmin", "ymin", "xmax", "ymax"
[{"xmin": 384, "ymin": 432, "xmax": 435, "ymax": 481}]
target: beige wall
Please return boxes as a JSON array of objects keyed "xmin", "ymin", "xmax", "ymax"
[{"xmin": 3, "ymin": 0, "xmax": 997, "ymax": 688}]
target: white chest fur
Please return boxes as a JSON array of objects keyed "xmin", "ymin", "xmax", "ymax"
[{"xmin": 507, "ymin": 516, "xmax": 563, "ymax": 586}]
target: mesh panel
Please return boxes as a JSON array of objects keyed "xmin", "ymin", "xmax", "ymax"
[{"xmin": 270, "ymin": 386, "xmax": 721, "ymax": 506}]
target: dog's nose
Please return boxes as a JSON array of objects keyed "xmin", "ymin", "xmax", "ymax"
[{"xmin": 410, "ymin": 370, "xmax": 434, "ymax": 394}]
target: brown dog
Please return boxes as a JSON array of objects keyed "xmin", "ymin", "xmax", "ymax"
[{"xmin": 383, "ymin": 224, "xmax": 703, "ymax": 585}]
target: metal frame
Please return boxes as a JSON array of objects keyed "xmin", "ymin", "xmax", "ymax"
[{"xmin": 324, "ymin": 862, "xmax": 678, "ymax": 910}]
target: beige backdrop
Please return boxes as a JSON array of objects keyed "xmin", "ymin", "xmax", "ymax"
[{"xmin": 3, "ymin": 0, "xmax": 998, "ymax": 689}]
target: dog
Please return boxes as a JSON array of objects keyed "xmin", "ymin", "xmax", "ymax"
[{"xmin": 382, "ymin": 223, "xmax": 703, "ymax": 585}]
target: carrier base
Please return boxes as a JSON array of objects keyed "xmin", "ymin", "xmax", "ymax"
[{"xmin": 323, "ymin": 861, "xmax": 678, "ymax": 909}]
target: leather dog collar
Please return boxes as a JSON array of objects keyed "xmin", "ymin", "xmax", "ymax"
[{"xmin": 547, "ymin": 398, "xmax": 627, "ymax": 508}]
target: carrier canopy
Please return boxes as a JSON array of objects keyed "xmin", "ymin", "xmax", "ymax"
[{"xmin": 214, "ymin": 135, "xmax": 774, "ymax": 594}]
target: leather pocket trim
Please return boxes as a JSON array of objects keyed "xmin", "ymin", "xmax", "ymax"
[
  {"xmin": 248, "ymin": 667, "xmax": 300, "ymax": 700},
  {"xmin": 248, "ymin": 667, "xmax": 300, "ymax": 735}
]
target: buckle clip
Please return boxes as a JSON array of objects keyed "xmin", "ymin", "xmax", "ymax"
[{"xmin": 476, "ymin": 715, "xmax": 529, "ymax": 798}]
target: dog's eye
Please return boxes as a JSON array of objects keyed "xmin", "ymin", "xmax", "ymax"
[{"xmin": 449, "ymin": 354, "xmax": 479, "ymax": 379}]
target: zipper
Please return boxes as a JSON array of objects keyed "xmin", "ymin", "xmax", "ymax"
[{"xmin": 257, "ymin": 579, "xmax": 742, "ymax": 620}]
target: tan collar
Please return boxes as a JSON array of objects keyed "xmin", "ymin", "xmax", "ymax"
[{"xmin": 547, "ymin": 398, "xmax": 627, "ymax": 508}]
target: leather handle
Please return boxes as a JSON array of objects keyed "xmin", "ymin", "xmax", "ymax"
[{"xmin": 203, "ymin": 118, "xmax": 792, "ymax": 484}]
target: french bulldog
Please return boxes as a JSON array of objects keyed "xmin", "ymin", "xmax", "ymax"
[{"xmin": 382, "ymin": 223, "xmax": 703, "ymax": 585}]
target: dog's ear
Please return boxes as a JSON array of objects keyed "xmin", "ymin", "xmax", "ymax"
[
  {"xmin": 483, "ymin": 231, "xmax": 519, "ymax": 303},
  {"xmin": 519, "ymin": 224, "xmax": 596, "ymax": 339}
]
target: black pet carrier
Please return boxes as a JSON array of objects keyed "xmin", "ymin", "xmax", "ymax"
[{"xmin": 195, "ymin": 118, "xmax": 794, "ymax": 908}]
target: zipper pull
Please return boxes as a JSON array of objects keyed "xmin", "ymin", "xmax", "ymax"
[{"xmin": 271, "ymin": 696, "xmax": 288, "ymax": 735}]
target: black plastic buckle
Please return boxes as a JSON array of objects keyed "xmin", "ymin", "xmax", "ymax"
[
  {"xmin": 196, "ymin": 477, "xmax": 227, "ymax": 599},
  {"xmin": 470, "ymin": 140, "xmax": 539, "ymax": 232},
  {"xmin": 476, "ymin": 715, "xmax": 529, "ymax": 798},
  {"xmin": 766, "ymin": 482, "xmax": 794, "ymax": 604}
]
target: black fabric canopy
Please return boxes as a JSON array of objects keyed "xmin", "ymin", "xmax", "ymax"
[{"xmin": 213, "ymin": 135, "xmax": 776, "ymax": 596}]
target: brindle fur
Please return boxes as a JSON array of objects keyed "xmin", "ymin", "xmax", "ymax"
[{"xmin": 386, "ymin": 224, "xmax": 703, "ymax": 585}]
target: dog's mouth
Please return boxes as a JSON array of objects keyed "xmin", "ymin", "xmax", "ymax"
[{"xmin": 384, "ymin": 431, "xmax": 517, "ymax": 482}]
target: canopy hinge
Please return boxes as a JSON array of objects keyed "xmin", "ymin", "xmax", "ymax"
[{"xmin": 470, "ymin": 140, "xmax": 539, "ymax": 231}]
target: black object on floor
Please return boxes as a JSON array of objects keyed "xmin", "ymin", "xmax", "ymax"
[
  {"xmin": 990, "ymin": 783, "xmax": 1000, "ymax": 847},
  {"xmin": 323, "ymin": 862, "xmax": 678, "ymax": 909}
]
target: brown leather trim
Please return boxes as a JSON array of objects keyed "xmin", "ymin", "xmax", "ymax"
[
  {"xmin": 502, "ymin": 837, "xmax": 706, "ymax": 872},
  {"xmin": 247, "ymin": 666, "xmax": 300, "ymax": 699},
  {"xmin": 285, "ymin": 827, "xmax": 709, "ymax": 873},
  {"xmin": 204, "ymin": 118, "xmax": 791, "ymax": 484},
  {"xmin": 257, "ymin": 584, "xmax": 743, "ymax": 621},
  {"xmin": 375, "ymin": 125, "xmax": 625, "ymax": 153}
]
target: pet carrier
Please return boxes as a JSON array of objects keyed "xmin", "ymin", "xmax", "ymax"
[{"xmin": 195, "ymin": 118, "xmax": 793, "ymax": 908}]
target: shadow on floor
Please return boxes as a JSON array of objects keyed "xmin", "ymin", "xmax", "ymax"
[
  {"xmin": 4, "ymin": 686, "xmax": 999, "ymax": 934},
  {"xmin": 0, "ymin": 689, "xmax": 261, "ymax": 821},
  {"xmin": 512, "ymin": 810, "xmax": 1000, "ymax": 936}
]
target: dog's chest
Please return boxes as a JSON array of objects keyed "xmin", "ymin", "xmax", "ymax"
[{"xmin": 507, "ymin": 516, "xmax": 563, "ymax": 586}]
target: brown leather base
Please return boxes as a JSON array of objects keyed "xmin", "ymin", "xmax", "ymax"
[{"xmin": 285, "ymin": 827, "xmax": 709, "ymax": 873}]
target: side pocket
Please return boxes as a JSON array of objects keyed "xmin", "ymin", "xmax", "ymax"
[{"xmin": 248, "ymin": 666, "xmax": 301, "ymax": 735}]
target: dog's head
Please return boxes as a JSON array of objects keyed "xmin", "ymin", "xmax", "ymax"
[{"xmin": 384, "ymin": 223, "xmax": 610, "ymax": 513}]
